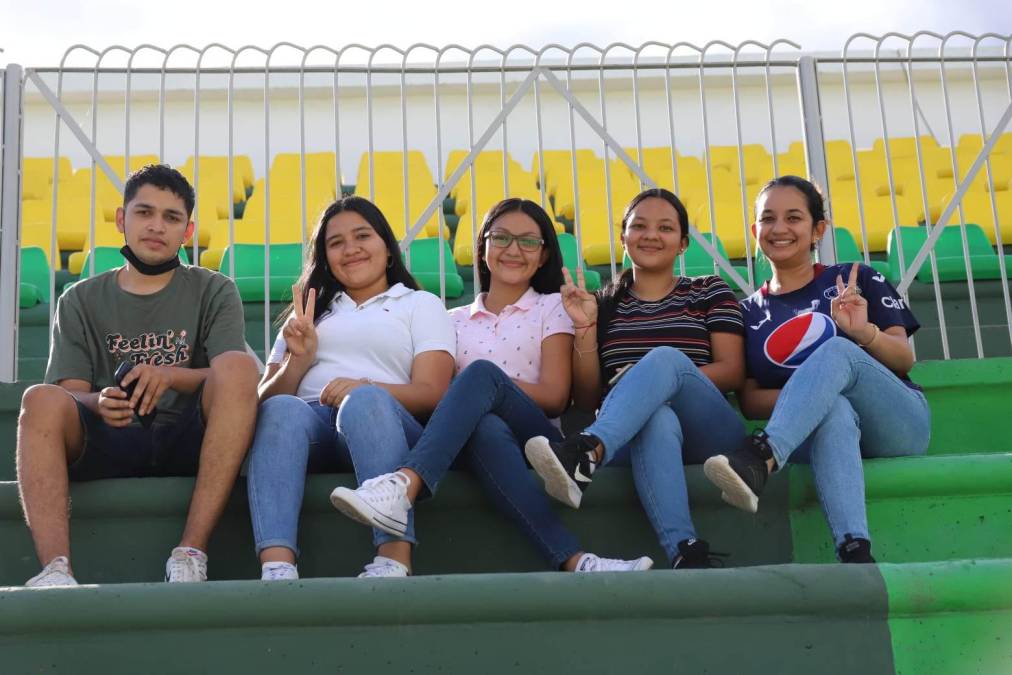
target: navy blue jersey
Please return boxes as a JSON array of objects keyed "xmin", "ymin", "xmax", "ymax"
[{"xmin": 740, "ymin": 263, "xmax": 920, "ymax": 390}]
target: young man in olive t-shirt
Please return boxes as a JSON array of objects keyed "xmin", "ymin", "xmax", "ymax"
[{"xmin": 17, "ymin": 164, "xmax": 259, "ymax": 586}]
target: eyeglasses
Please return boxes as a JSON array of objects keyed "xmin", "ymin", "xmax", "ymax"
[{"xmin": 486, "ymin": 231, "xmax": 544, "ymax": 252}]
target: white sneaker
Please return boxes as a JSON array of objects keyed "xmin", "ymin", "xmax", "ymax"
[
  {"xmin": 165, "ymin": 547, "xmax": 208, "ymax": 582},
  {"xmin": 330, "ymin": 471, "xmax": 411, "ymax": 538},
  {"xmin": 574, "ymin": 553, "xmax": 654, "ymax": 573},
  {"xmin": 357, "ymin": 555, "xmax": 410, "ymax": 578},
  {"xmin": 261, "ymin": 562, "xmax": 299, "ymax": 581},
  {"xmin": 26, "ymin": 556, "xmax": 78, "ymax": 587}
]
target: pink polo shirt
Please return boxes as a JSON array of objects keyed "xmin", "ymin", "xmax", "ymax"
[{"xmin": 449, "ymin": 288, "xmax": 574, "ymax": 382}]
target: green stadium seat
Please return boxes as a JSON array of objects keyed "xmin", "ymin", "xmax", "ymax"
[
  {"xmin": 402, "ymin": 238, "xmax": 464, "ymax": 299},
  {"xmin": 830, "ymin": 227, "xmax": 889, "ymax": 278},
  {"xmin": 219, "ymin": 243, "xmax": 303, "ymax": 302},
  {"xmin": 77, "ymin": 247, "xmax": 191, "ymax": 280},
  {"xmin": 20, "ymin": 247, "xmax": 51, "ymax": 304},
  {"xmin": 18, "ymin": 283, "xmax": 40, "ymax": 309},
  {"xmin": 557, "ymin": 233, "xmax": 601, "ymax": 292},
  {"xmin": 887, "ymin": 223, "xmax": 1011, "ymax": 284}
]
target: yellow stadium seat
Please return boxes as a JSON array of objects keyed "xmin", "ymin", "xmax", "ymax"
[
  {"xmin": 68, "ymin": 220, "xmax": 129, "ymax": 274},
  {"xmin": 270, "ymin": 152, "xmax": 340, "ymax": 199},
  {"xmin": 872, "ymin": 135, "xmax": 939, "ymax": 160},
  {"xmin": 22, "ymin": 192, "xmax": 110, "ymax": 251},
  {"xmin": 19, "ymin": 212, "xmax": 61, "ymax": 271},
  {"xmin": 179, "ymin": 156, "xmax": 252, "ymax": 204},
  {"xmin": 956, "ymin": 133, "xmax": 1012, "ymax": 158},
  {"xmin": 941, "ymin": 187, "xmax": 1012, "ymax": 245},
  {"xmin": 22, "ymin": 157, "xmax": 73, "ymax": 201},
  {"xmin": 693, "ymin": 199, "xmax": 751, "ymax": 259}
]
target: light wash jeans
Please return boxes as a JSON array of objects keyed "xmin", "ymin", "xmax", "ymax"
[
  {"xmin": 401, "ymin": 360, "xmax": 581, "ymax": 568},
  {"xmin": 246, "ymin": 386, "xmax": 422, "ymax": 557},
  {"xmin": 585, "ymin": 346, "xmax": 747, "ymax": 562},
  {"xmin": 763, "ymin": 336, "xmax": 931, "ymax": 546}
]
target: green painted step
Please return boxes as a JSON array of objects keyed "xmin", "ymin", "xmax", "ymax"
[
  {"xmin": 2, "ymin": 454, "xmax": 1009, "ymax": 586},
  {"xmin": 1, "ymin": 560, "xmax": 1008, "ymax": 674}
]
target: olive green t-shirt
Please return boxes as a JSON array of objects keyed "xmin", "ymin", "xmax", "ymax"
[{"xmin": 45, "ymin": 265, "xmax": 247, "ymax": 426}]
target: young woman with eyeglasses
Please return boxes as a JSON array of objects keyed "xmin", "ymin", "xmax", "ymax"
[{"xmin": 331, "ymin": 198, "xmax": 654, "ymax": 574}]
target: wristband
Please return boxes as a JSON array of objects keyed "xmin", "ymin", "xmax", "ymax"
[{"xmin": 573, "ymin": 322, "xmax": 597, "ymax": 330}]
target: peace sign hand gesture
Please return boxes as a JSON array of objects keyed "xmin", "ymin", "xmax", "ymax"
[
  {"xmin": 282, "ymin": 284, "xmax": 318, "ymax": 361},
  {"xmin": 830, "ymin": 263, "xmax": 870, "ymax": 339},
  {"xmin": 560, "ymin": 266, "xmax": 598, "ymax": 328}
]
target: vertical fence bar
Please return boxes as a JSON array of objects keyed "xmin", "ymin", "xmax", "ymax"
[
  {"xmin": 971, "ymin": 35, "xmax": 1012, "ymax": 349},
  {"xmin": 841, "ymin": 36, "xmax": 873, "ymax": 269},
  {"xmin": 904, "ymin": 33, "xmax": 950, "ymax": 358},
  {"xmin": 466, "ymin": 51, "xmax": 480, "ymax": 283},
  {"xmin": 0, "ymin": 64, "xmax": 23, "ymax": 382},
  {"xmin": 663, "ymin": 45, "xmax": 688, "ymax": 277},
  {"xmin": 796, "ymin": 56, "xmax": 835, "ymax": 261},
  {"xmin": 566, "ymin": 51, "xmax": 582, "ymax": 270},
  {"xmin": 937, "ymin": 32, "xmax": 984, "ymax": 357}
]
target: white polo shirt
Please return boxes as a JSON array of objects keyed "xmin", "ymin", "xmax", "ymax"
[{"xmin": 268, "ymin": 283, "xmax": 456, "ymax": 401}]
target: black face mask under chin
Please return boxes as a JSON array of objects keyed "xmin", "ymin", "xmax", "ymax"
[{"xmin": 120, "ymin": 245, "xmax": 181, "ymax": 276}]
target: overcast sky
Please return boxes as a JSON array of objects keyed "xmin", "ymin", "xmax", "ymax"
[{"xmin": 2, "ymin": 0, "xmax": 1011, "ymax": 66}]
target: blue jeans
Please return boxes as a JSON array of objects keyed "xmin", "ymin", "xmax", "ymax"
[
  {"xmin": 246, "ymin": 386, "xmax": 423, "ymax": 556},
  {"xmin": 401, "ymin": 360, "xmax": 581, "ymax": 568},
  {"xmin": 763, "ymin": 337, "xmax": 931, "ymax": 546},
  {"xmin": 585, "ymin": 346, "xmax": 747, "ymax": 562}
]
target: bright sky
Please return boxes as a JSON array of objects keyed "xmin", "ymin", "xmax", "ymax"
[{"xmin": 2, "ymin": 0, "xmax": 1011, "ymax": 66}]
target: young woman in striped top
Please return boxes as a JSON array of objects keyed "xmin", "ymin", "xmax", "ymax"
[{"xmin": 525, "ymin": 188, "xmax": 747, "ymax": 568}]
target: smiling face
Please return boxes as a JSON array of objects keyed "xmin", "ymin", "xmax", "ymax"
[
  {"xmin": 754, "ymin": 185, "xmax": 827, "ymax": 267},
  {"xmin": 115, "ymin": 184, "xmax": 193, "ymax": 265},
  {"xmin": 622, "ymin": 196, "xmax": 686, "ymax": 272},
  {"xmin": 323, "ymin": 210, "xmax": 391, "ymax": 297},
  {"xmin": 482, "ymin": 210, "xmax": 548, "ymax": 290}
]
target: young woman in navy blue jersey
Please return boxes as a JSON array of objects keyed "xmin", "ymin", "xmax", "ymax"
[{"xmin": 703, "ymin": 175, "xmax": 930, "ymax": 562}]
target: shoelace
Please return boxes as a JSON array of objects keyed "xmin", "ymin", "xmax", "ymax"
[
  {"xmin": 262, "ymin": 563, "xmax": 297, "ymax": 581},
  {"xmin": 358, "ymin": 471, "xmax": 410, "ymax": 499},
  {"xmin": 167, "ymin": 552, "xmax": 204, "ymax": 581},
  {"xmin": 360, "ymin": 559, "xmax": 406, "ymax": 577}
]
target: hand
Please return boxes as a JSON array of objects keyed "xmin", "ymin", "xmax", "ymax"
[
  {"xmin": 560, "ymin": 267, "xmax": 598, "ymax": 327},
  {"xmin": 830, "ymin": 263, "xmax": 872, "ymax": 341},
  {"xmin": 284, "ymin": 284, "xmax": 318, "ymax": 360},
  {"xmin": 320, "ymin": 377, "xmax": 369, "ymax": 408},
  {"xmin": 119, "ymin": 364, "xmax": 175, "ymax": 416},
  {"xmin": 97, "ymin": 386, "xmax": 134, "ymax": 428}
]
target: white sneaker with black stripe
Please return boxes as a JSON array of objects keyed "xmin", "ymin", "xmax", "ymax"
[{"xmin": 330, "ymin": 471, "xmax": 411, "ymax": 538}]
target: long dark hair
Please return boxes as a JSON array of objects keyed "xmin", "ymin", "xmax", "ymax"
[
  {"xmin": 286, "ymin": 195, "xmax": 419, "ymax": 323},
  {"xmin": 755, "ymin": 175, "xmax": 827, "ymax": 251},
  {"xmin": 474, "ymin": 198, "xmax": 565, "ymax": 294},
  {"xmin": 596, "ymin": 188, "xmax": 690, "ymax": 343}
]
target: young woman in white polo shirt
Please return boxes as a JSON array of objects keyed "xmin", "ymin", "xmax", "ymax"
[
  {"xmin": 246, "ymin": 196, "xmax": 456, "ymax": 580},
  {"xmin": 331, "ymin": 198, "xmax": 653, "ymax": 573}
]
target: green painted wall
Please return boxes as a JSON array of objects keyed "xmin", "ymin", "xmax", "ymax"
[{"xmin": 882, "ymin": 559, "xmax": 1012, "ymax": 675}]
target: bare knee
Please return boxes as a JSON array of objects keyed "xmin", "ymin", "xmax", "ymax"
[
  {"xmin": 204, "ymin": 352, "xmax": 260, "ymax": 403},
  {"xmin": 18, "ymin": 384, "xmax": 82, "ymax": 463},
  {"xmin": 19, "ymin": 384, "xmax": 78, "ymax": 429}
]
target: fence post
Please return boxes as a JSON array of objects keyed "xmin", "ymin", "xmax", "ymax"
[
  {"xmin": 0, "ymin": 64, "xmax": 24, "ymax": 383},
  {"xmin": 796, "ymin": 55, "xmax": 836, "ymax": 263}
]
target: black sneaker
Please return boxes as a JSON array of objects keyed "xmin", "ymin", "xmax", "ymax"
[
  {"xmin": 671, "ymin": 538, "xmax": 728, "ymax": 569},
  {"xmin": 702, "ymin": 429, "xmax": 774, "ymax": 514},
  {"xmin": 837, "ymin": 535, "xmax": 876, "ymax": 564},
  {"xmin": 524, "ymin": 433, "xmax": 601, "ymax": 508}
]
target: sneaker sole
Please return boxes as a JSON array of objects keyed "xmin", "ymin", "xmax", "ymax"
[
  {"xmin": 703, "ymin": 455, "xmax": 759, "ymax": 514},
  {"xmin": 330, "ymin": 487, "xmax": 408, "ymax": 538},
  {"xmin": 524, "ymin": 436, "xmax": 583, "ymax": 509}
]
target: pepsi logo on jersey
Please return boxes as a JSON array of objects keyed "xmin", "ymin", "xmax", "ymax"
[{"xmin": 763, "ymin": 312, "xmax": 837, "ymax": 368}]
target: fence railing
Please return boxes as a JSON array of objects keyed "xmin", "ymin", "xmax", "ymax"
[{"xmin": 1, "ymin": 34, "xmax": 1010, "ymax": 382}]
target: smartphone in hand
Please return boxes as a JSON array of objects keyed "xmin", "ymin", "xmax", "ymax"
[{"xmin": 114, "ymin": 361, "xmax": 157, "ymax": 428}]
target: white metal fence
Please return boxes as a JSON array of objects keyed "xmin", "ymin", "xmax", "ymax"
[{"xmin": 0, "ymin": 34, "xmax": 1010, "ymax": 382}]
